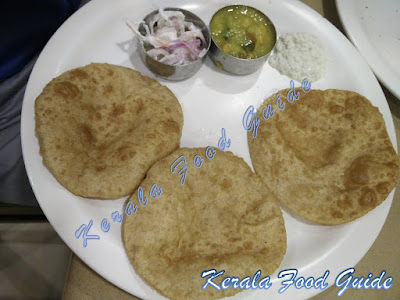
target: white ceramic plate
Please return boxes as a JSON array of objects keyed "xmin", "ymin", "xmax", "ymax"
[
  {"xmin": 21, "ymin": 0, "xmax": 397, "ymax": 299},
  {"xmin": 336, "ymin": 0, "xmax": 400, "ymax": 99}
]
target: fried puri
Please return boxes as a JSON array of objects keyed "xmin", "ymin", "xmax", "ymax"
[
  {"xmin": 35, "ymin": 63, "xmax": 183, "ymax": 199},
  {"xmin": 122, "ymin": 148, "xmax": 286, "ymax": 300},
  {"xmin": 249, "ymin": 89, "xmax": 399, "ymax": 224}
]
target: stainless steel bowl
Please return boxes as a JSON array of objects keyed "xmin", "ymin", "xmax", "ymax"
[
  {"xmin": 137, "ymin": 8, "xmax": 211, "ymax": 81},
  {"xmin": 208, "ymin": 5, "xmax": 277, "ymax": 75}
]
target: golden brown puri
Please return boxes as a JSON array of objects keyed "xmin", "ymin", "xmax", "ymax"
[
  {"xmin": 35, "ymin": 63, "xmax": 183, "ymax": 199},
  {"xmin": 249, "ymin": 89, "xmax": 399, "ymax": 225},
  {"xmin": 122, "ymin": 148, "xmax": 286, "ymax": 300}
]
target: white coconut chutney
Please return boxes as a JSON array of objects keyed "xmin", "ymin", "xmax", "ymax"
[{"xmin": 269, "ymin": 32, "xmax": 326, "ymax": 82}]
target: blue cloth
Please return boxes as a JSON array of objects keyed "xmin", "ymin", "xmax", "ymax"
[
  {"xmin": 0, "ymin": 0, "xmax": 81, "ymax": 79},
  {"xmin": 0, "ymin": 0, "xmax": 88, "ymax": 205}
]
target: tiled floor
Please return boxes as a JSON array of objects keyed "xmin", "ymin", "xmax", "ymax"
[{"xmin": 0, "ymin": 221, "xmax": 71, "ymax": 300}]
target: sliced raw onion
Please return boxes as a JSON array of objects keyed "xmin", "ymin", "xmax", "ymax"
[{"xmin": 127, "ymin": 8, "xmax": 207, "ymax": 65}]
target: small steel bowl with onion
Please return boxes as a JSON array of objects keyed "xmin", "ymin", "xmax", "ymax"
[
  {"xmin": 136, "ymin": 8, "xmax": 211, "ymax": 81},
  {"xmin": 208, "ymin": 5, "xmax": 277, "ymax": 75}
]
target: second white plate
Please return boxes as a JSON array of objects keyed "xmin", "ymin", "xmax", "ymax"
[{"xmin": 336, "ymin": 0, "xmax": 400, "ymax": 99}]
